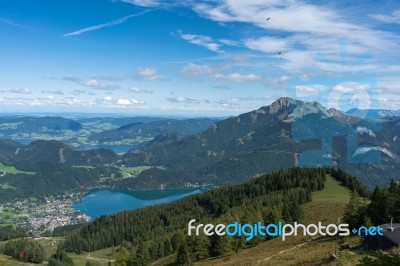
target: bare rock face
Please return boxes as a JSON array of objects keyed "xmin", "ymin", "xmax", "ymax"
[
  {"xmin": 329, "ymin": 108, "xmax": 361, "ymax": 124},
  {"xmin": 269, "ymin": 97, "xmax": 293, "ymax": 113}
]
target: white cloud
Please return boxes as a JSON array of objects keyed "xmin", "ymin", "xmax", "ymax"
[
  {"xmin": 130, "ymin": 87, "xmax": 154, "ymax": 94},
  {"xmin": 327, "ymin": 82, "xmax": 371, "ymax": 110},
  {"xmin": 193, "ymin": 0, "xmax": 363, "ymax": 36},
  {"xmin": 85, "ymin": 79, "xmax": 100, "ymax": 87},
  {"xmin": 0, "ymin": 18, "xmax": 30, "ymax": 30},
  {"xmin": 42, "ymin": 89, "xmax": 64, "ymax": 95},
  {"xmin": 93, "ymin": 75, "xmax": 125, "ymax": 82},
  {"xmin": 245, "ymin": 36, "xmax": 289, "ymax": 54},
  {"xmin": 116, "ymin": 98, "xmax": 144, "ymax": 106},
  {"xmin": 63, "ymin": 77, "xmax": 120, "ymax": 90},
  {"xmin": 166, "ymin": 96, "xmax": 200, "ymax": 104},
  {"xmin": 191, "ymin": 0, "xmax": 399, "ymax": 74},
  {"xmin": 136, "ymin": 67, "xmax": 164, "ymax": 81},
  {"xmin": 295, "ymin": 85, "xmax": 324, "ymax": 97},
  {"xmin": 211, "ymin": 72, "xmax": 262, "ymax": 82},
  {"xmin": 63, "ymin": 10, "xmax": 150, "ymax": 37},
  {"xmin": 117, "ymin": 98, "xmax": 132, "ymax": 105},
  {"xmin": 104, "ymin": 96, "xmax": 112, "ymax": 101},
  {"xmin": 217, "ymin": 97, "xmax": 241, "ymax": 108},
  {"xmin": 130, "ymin": 87, "xmax": 141, "ymax": 93},
  {"xmin": 214, "ymin": 85, "xmax": 231, "ymax": 90},
  {"xmin": 370, "ymin": 10, "xmax": 400, "ymax": 24},
  {"xmin": 332, "ymin": 85, "xmax": 354, "ymax": 93},
  {"xmin": 175, "ymin": 30, "xmax": 222, "ymax": 52},
  {"xmin": 118, "ymin": 0, "xmax": 160, "ymax": 7},
  {"xmin": 71, "ymin": 89, "xmax": 86, "ymax": 95},
  {"xmin": 218, "ymin": 39, "xmax": 240, "ymax": 46},
  {"xmin": 180, "ymin": 63, "xmax": 214, "ymax": 78},
  {"xmin": 268, "ymin": 75, "xmax": 290, "ymax": 86},
  {"xmin": 63, "ymin": 97, "xmax": 81, "ymax": 106},
  {"xmin": 9, "ymin": 88, "xmax": 32, "ymax": 94},
  {"xmin": 299, "ymin": 73, "xmax": 310, "ymax": 81}
]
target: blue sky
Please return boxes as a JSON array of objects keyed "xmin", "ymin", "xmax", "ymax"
[{"xmin": 0, "ymin": 0, "xmax": 399, "ymax": 115}]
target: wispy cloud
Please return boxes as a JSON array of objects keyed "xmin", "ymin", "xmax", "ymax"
[
  {"xmin": 190, "ymin": 0, "xmax": 399, "ymax": 72},
  {"xmin": 211, "ymin": 72, "xmax": 262, "ymax": 82},
  {"xmin": 71, "ymin": 89, "xmax": 86, "ymax": 96},
  {"xmin": 130, "ymin": 87, "xmax": 154, "ymax": 94},
  {"xmin": 295, "ymin": 85, "xmax": 325, "ymax": 97},
  {"xmin": 370, "ymin": 10, "xmax": 400, "ymax": 24},
  {"xmin": 0, "ymin": 18, "xmax": 30, "ymax": 30},
  {"xmin": 63, "ymin": 77, "xmax": 120, "ymax": 90},
  {"xmin": 118, "ymin": 0, "xmax": 160, "ymax": 8},
  {"xmin": 174, "ymin": 30, "xmax": 222, "ymax": 52},
  {"xmin": 63, "ymin": 10, "xmax": 150, "ymax": 37},
  {"xmin": 8, "ymin": 88, "xmax": 32, "ymax": 94},
  {"xmin": 180, "ymin": 63, "xmax": 221, "ymax": 79},
  {"xmin": 42, "ymin": 89, "xmax": 65, "ymax": 95},
  {"xmin": 135, "ymin": 67, "xmax": 165, "ymax": 81},
  {"xmin": 166, "ymin": 96, "xmax": 200, "ymax": 104},
  {"xmin": 116, "ymin": 98, "xmax": 145, "ymax": 106},
  {"xmin": 268, "ymin": 75, "xmax": 290, "ymax": 86}
]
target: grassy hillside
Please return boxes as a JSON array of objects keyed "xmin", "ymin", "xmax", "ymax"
[
  {"xmin": 187, "ymin": 175, "xmax": 355, "ymax": 266},
  {"xmin": 64, "ymin": 174, "xmax": 347, "ymax": 266},
  {"xmin": 0, "ymin": 174, "xmax": 385, "ymax": 266},
  {"xmin": 311, "ymin": 175, "xmax": 351, "ymax": 203},
  {"xmin": 0, "ymin": 163, "xmax": 35, "ymax": 175},
  {"xmin": 68, "ymin": 247, "xmax": 116, "ymax": 266}
]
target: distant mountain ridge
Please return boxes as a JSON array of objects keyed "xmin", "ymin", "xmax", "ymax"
[
  {"xmin": 0, "ymin": 97, "xmax": 399, "ymax": 201},
  {"xmin": 0, "ymin": 116, "xmax": 82, "ymax": 134},
  {"xmin": 87, "ymin": 118, "xmax": 218, "ymax": 145},
  {"xmin": 117, "ymin": 97, "xmax": 400, "ymax": 189},
  {"xmin": 346, "ymin": 108, "xmax": 400, "ymax": 119},
  {"xmin": 0, "ymin": 116, "xmax": 217, "ymax": 148}
]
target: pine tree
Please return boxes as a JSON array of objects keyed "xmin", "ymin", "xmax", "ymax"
[
  {"xmin": 368, "ymin": 187, "xmax": 390, "ymax": 224},
  {"xmin": 171, "ymin": 232, "xmax": 184, "ymax": 252},
  {"xmin": 163, "ymin": 238, "xmax": 172, "ymax": 256},
  {"xmin": 282, "ymin": 203, "xmax": 292, "ymax": 223},
  {"xmin": 156, "ymin": 242, "xmax": 164, "ymax": 259},
  {"xmin": 232, "ymin": 236, "xmax": 245, "ymax": 253},
  {"xmin": 193, "ymin": 235, "xmax": 210, "ymax": 260},
  {"xmin": 115, "ymin": 247, "xmax": 131, "ymax": 266},
  {"xmin": 135, "ymin": 243, "xmax": 150, "ymax": 266},
  {"xmin": 211, "ymin": 235, "xmax": 231, "ymax": 256},
  {"xmin": 344, "ymin": 191, "xmax": 366, "ymax": 228},
  {"xmin": 176, "ymin": 241, "xmax": 190, "ymax": 265}
]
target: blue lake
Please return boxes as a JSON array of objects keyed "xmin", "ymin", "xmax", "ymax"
[{"xmin": 73, "ymin": 188, "xmax": 208, "ymax": 220}]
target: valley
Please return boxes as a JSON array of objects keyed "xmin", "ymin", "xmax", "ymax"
[
  {"xmin": 2, "ymin": 1, "xmax": 400, "ymax": 264},
  {"xmin": 0, "ymin": 116, "xmax": 218, "ymax": 149},
  {"xmin": 0, "ymin": 98, "xmax": 399, "ymax": 265},
  {"xmin": 0, "ymin": 193, "xmax": 88, "ymax": 234},
  {"xmin": 0, "ymin": 170, "xmax": 384, "ymax": 266}
]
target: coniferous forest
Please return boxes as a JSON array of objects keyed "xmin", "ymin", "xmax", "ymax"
[{"xmin": 61, "ymin": 167, "xmax": 366, "ymax": 265}]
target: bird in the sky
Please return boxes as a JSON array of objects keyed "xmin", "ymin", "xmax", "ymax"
[
  {"xmin": 277, "ymin": 51, "xmax": 284, "ymax": 58},
  {"xmin": 266, "ymin": 18, "xmax": 271, "ymax": 21}
]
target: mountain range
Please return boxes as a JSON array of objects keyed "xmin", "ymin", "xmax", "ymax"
[
  {"xmin": 0, "ymin": 97, "xmax": 399, "ymax": 202},
  {"xmin": 119, "ymin": 97, "xmax": 400, "ymax": 190},
  {"xmin": 346, "ymin": 108, "xmax": 400, "ymax": 119},
  {"xmin": 0, "ymin": 116, "xmax": 218, "ymax": 148}
]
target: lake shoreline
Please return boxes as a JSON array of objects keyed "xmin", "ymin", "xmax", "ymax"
[{"xmin": 72, "ymin": 186, "xmax": 212, "ymax": 221}]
